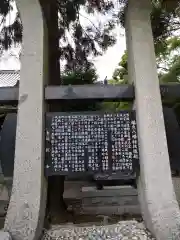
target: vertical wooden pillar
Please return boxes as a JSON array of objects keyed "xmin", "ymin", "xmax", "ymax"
[
  {"xmin": 125, "ymin": 0, "xmax": 180, "ymax": 239},
  {"xmin": 4, "ymin": 0, "xmax": 48, "ymax": 239}
]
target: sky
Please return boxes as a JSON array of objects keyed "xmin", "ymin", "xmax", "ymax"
[
  {"xmin": 0, "ymin": 1, "xmax": 126, "ymax": 81},
  {"xmin": 94, "ymin": 29, "xmax": 126, "ymax": 80}
]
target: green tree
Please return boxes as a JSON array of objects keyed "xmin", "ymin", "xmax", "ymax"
[
  {"xmin": 60, "ymin": 67, "xmax": 102, "ymax": 111},
  {"xmin": 113, "ymin": 36, "xmax": 180, "ymax": 84},
  {"xmin": 102, "ymin": 34, "xmax": 180, "ymax": 112},
  {"xmin": 112, "ymin": 50, "xmax": 128, "ymax": 82},
  {"xmin": 106, "ymin": 35, "xmax": 180, "ymax": 113},
  {"xmin": 156, "ymin": 37, "xmax": 180, "ymax": 83},
  {"xmin": 1, "ymin": 0, "xmax": 180, "ymax": 83},
  {"xmin": 0, "ymin": 0, "xmax": 118, "ymax": 84},
  {"xmin": 118, "ymin": 0, "xmax": 180, "ymax": 46},
  {"xmin": 101, "ymin": 78, "xmax": 132, "ymax": 112}
]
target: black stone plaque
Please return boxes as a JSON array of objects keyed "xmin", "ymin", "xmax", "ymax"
[
  {"xmin": 45, "ymin": 111, "xmax": 139, "ymax": 177},
  {"xmin": 163, "ymin": 107, "xmax": 180, "ymax": 172},
  {"xmin": 0, "ymin": 113, "xmax": 17, "ymax": 177},
  {"xmin": 1, "ymin": 108, "xmax": 180, "ymax": 179}
]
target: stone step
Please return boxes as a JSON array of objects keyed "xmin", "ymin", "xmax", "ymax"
[
  {"xmin": 66, "ymin": 196, "xmax": 140, "ymax": 216},
  {"xmin": 79, "ymin": 205, "xmax": 141, "ymax": 215},
  {"xmin": 82, "ymin": 195, "xmax": 139, "ymax": 206},
  {"xmin": 81, "ymin": 186, "xmax": 138, "ymax": 198},
  {"xmin": 64, "ymin": 183, "xmax": 140, "ymax": 216},
  {"xmin": 64, "ymin": 184, "xmax": 138, "ymax": 199}
]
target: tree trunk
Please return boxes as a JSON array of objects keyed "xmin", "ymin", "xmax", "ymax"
[
  {"xmin": 47, "ymin": 1, "xmax": 60, "ymax": 85},
  {"xmin": 162, "ymin": 0, "xmax": 179, "ymax": 12},
  {"xmin": 41, "ymin": 0, "xmax": 66, "ymax": 224}
]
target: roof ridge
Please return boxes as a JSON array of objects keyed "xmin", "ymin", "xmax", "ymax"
[{"xmin": 0, "ymin": 70, "xmax": 20, "ymax": 74}]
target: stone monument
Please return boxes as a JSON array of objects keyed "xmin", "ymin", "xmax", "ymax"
[
  {"xmin": 126, "ymin": 0, "xmax": 180, "ymax": 239},
  {"xmin": 4, "ymin": 0, "xmax": 48, "ymax": 239}
]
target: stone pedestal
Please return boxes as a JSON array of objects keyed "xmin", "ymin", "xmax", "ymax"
[
  {"xmin": 4, "ymin": 0, "xmax": 48, "ymax": 240},
  {"xmin": 125, "ymin": 0, "xmax": 180, "ymax": 239},
  {"xmin": 0, "ymin": 232, "xmax": 11, "ymax": 240}
]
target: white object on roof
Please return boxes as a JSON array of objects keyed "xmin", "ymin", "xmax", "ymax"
[{"xmin": 0, "ymin": 70, "xmax": 20, "ymax": 87}]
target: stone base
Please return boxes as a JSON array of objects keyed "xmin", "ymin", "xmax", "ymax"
[
  {"xmin": 0, "ymin": 231, "xmax": 11, "ymax": 240},
  {"xmin": 173, "ymin": 177, "xmax": 180, "ymax": 204},
  {"xmin": 64, "ymin": 178, "xmax": 180, "ymax": 217}
]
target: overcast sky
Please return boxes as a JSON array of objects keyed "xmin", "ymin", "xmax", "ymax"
[{"xmin": 0, "ymin": 1, "xmax": 126, "ymax": 80}]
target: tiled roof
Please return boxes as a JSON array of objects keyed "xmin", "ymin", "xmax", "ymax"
[
  {"xmin": 0, "ymin": 70, "xmax": 20, "ymax": 87},
  {"xmin": 0, "ymin": 71, "xmax": 106, "ymax": 87}
]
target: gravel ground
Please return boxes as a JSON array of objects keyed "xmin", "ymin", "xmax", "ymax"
[{"xmin": 42, "ymin": 220, "xmax": 155, "ymax": 240}]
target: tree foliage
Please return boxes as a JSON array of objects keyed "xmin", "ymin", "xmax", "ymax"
[
  {"xmin": 113, "ymin": 34, "xmax": 180, "ymax": 85},
  {"xmin": 112, "ymin": 50, "xmax": 128, "ymax": 81},
  {"xmin": 0, "ymin": 1, "xmax": 22, "ymax": 53},
  {"xmin": 103, "ymin": 32, "xmax": 180, "ymax": 112},
  {"xmin": 118, "ymin": 0, "xmax": 180, "ymax": 44},
  {"xmin": 101, "ymin": 51, "xmax": 130, "ymax": 112},
  {"xmin": 101, "ymin": 77, "xmax": 132, "ymax": 112},
  {"xmin": 0, "ymin": 0, "xmax": 180, "ymax": 85},
  {"xmin": 0, "ymin": 0, "xmax": 119, "ymax": 72},
  {"xmin": 156, "ymin": 37, "xmax": 180, "ymax": 83},
  {"xmin": 60, "ymin": 67, "xmax": 102, "ymax": 111},
  {"xmin": 1, "ymin": 0, "xmax": 179, "ymax": 71}
]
